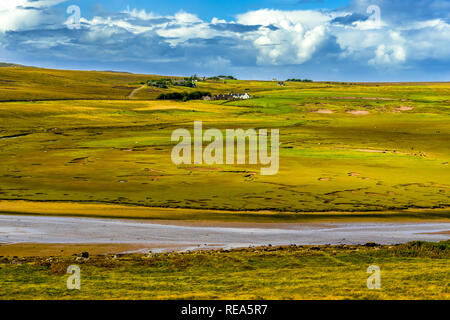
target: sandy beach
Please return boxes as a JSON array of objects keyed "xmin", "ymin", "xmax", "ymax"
[{"xmin": 1, "ymin": 214, "xmax": 449, "ymax": 253}]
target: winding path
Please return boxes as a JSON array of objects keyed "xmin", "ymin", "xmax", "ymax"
[{"xmin": 128, "ymin": 84, "xmax": 146, "ymax": 99}]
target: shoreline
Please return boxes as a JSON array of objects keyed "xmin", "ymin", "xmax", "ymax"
[
  {"xmin": 1, "ymin": 214, "xmax": 449, "ymax": 254},
  {"xmin": 1, "ymin": 200, "xmax": 449, "ymax": 223}
]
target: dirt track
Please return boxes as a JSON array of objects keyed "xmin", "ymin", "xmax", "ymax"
[{"xmin": 128, "ymin": 84, "xmax": 146, "ymax": 98}]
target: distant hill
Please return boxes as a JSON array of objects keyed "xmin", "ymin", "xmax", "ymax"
[
  {"xmin": 101, "ymin": 70, "xmax": 134, "ymax": 74},
  {"xmin": 0, "ymin": 62, "xmax": 25, "ymax": 68},
  {"xmin": 0, "ymin": 65, "xmax": 176, "ymax": 101}
]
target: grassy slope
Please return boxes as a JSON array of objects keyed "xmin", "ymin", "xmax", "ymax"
[
  {"xmin": 0, "ymin": 241, "xmax": 449, "ymax": 300},
  {"xmin": 0, "ymin": 67, "xmax": 449, "ymax": 218},
  {"xmin": 0, "ymin": 66, "xmax": 181, "ymax": 101}
]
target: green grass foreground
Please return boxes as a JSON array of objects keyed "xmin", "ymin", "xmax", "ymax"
[{"xmin": 0, "ymin": 241, "xmax": 449, "ymax": 300}]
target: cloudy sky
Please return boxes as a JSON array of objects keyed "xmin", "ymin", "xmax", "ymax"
[{"xmin": 0, "ymin": 0, "xmax": 449, "ymax": 81}]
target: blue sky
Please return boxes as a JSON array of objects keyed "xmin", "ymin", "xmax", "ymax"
[
  {"xmin": 68, "ymin": 0, "xmax": 352, "ymax": 20},
  {"xmin": 0, "ymin": 0, "xmax": 449, "ymax": 81}
]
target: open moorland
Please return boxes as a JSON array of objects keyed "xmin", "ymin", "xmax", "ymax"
[
  {"xmin": 0, "ymin": 66, "xmax": 449, "ymax": 300},
  {"xmin": 0, "ymin": 66, "xmax": 449, "ymax": 219}
]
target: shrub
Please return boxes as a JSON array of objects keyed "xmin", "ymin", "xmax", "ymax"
[
  {"xmin": 286, "ymin": 78, "xmax": 313, "ymax": 82},
  {"xmin": 157, "ymin": 91, "xmax": 211, "ymax": 101},
  {"xmin": 157, "ymin": 92, "xmax": 184, "ymax": 100}
]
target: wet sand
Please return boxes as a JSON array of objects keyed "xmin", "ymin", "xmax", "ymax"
[
  {"xmin": 0, "ymin": 215, "xmax": 449, "ymax": 253},
  {"xmin": 420, "ymin": 230, "xmax": 450, "ymax": 235}
]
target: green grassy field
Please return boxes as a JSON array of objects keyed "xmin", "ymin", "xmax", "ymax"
[
  {"xmin": 0, "ymin": 66, "xmax": 449, "ymax": 300},
  {"xmin": 0, "ymin": 241, "xmax": 448, "ymax": 300},
  {"xmin": 0, "ymin": 66, "xmax": 449, "ymax": 217}
]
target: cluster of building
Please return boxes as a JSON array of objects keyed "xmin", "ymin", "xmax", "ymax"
[{"xmin": 202, "ymin": 93, "xmax": 252, "ymax": 101}]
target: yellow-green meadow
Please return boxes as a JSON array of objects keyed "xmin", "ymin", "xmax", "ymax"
[
  {"xmin": 0, "ymin": 67, "xmax": 449, "ymax": 215},
  {"xmin": 0, "ymin": 66, "xmax": 449, "ymax": 300}
]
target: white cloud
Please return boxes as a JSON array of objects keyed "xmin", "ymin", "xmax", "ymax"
[
  {"xmin": 237, "ymin": 9, "xmax": 330, "ymax": 28},
  {"xmin": 0, "ymin": 0, "xmax": 66, "ymax": 32},
  {"xmin": 250, "ymin": 24, "xmax": 328, "ymax": 65},
  {"xmin": 155, "ymin": 22, "xmax": 216, "ymax": 46},
  {"xmin": 352, "ymin": 18, "xmax": 386, "ymax": 30},
  {"xmin": 0, "ymin": 0, "xmax": 449, "ymax": 79},
  {"xmin": 83, "ymin": 16, "xmax": 152, "ymax": 35},
  {"xmin": 334, "ymin": 17, "xmax": 450, "ymax": 67},
  {"xmin": 173, "ymin": 11, "xmax": 202, "ymax": 24},
  {"xmin": 82, "ymin": 9, "xmax": 223, "ymax": 46},
  {"xmin": 122, "ymin": 8, "xmax": 160, "ymax": 20},
  {"xmin": 211, "ymin": 17, "xmax": 227, "ymax": 24},
  {"xmin": 237, "ymin": 9, "xmax": 331, "ymax": 65},
  {"xmin": 369, "ymin": 44, "xmax": 406, "ymax": 66}
]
